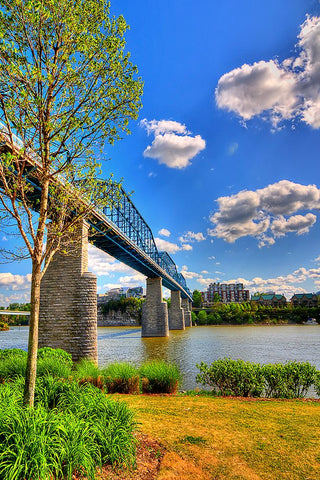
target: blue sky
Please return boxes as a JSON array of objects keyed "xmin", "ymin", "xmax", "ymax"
[{"xmin": 1, "ymin": 0, "xmax": 320, "ymax": 305}]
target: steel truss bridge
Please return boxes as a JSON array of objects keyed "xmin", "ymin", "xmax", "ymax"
[{"xmin": 0, "ymin": 122, "xmax": 192, "ymax": 301}]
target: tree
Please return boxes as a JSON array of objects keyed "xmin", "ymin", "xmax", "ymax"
[
  {"xmin": 0, "ymin": 0, "xmax": 143, "ymax": 406},
  {"xmin": 192, "ymin": 289, "xmax": 202, "ymax": 308},
  {"xmin": 213, "ymin": 292, "xmax": 220, "ymax": 303}
]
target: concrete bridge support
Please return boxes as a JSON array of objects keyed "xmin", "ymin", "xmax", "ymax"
[
  {"xmin": 182, "ymin": 297, "xmax": 192, "ymax": 327},
  {"xmin": 142, "ymin": 277, "xmax": 169, "ymax": 337},
  {"xmin": 39, "ymin": 221, "xmax": 98, "ymax": 362},
  {"xmin": 169, "ymin": 290, "xmax": 185, "ymax": 330}
]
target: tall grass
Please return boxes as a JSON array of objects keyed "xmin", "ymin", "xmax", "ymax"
[
  {"xmin": 0, "ymin": 377, "xmax": 137, "ymax": 479},
  {"xmin": 139, "ymin": 360, "xmax": 181, "ymax": 394},
  {"xmin": 73, "ymin": 359, "xmax": 104, "ymax": 389},
  {"xmin": 103, "ymin": 362, "xmax": 140, "ymax": 394}
]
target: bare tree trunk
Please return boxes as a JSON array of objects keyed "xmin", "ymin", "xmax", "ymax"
[{"xmin": 23, "ymin": 259, "xmax": 42, "ymax": 406}]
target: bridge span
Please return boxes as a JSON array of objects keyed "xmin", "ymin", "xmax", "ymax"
[{"xmin": 0, "ymin": 122, "xmax": 192, "ymax": 361}]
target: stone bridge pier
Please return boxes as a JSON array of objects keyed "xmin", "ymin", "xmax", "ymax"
[
  {"xmin": 169, "ymin": 290, "xmax": 185, "ymax": 330},
  {"xmin": 182, "ymin": 297, "xmax": 192, "ymax": 327},
  {"xmin": 39, "ymin": 221, "xmax": 98, "ymax": 362},
  {"xmin": 141, "ymin": 277, "xmax": 169, "ymax": 337}
]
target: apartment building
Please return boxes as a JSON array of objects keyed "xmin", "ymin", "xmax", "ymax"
[{"xmin": 204, "ymin": 282, "xmax": 250, "ymax": 304}]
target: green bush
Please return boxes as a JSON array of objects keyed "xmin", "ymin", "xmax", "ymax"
[
  {"xmin": 196, "ymin": 358, "xmax": 318, "ymax": 398},
  {"xmin": 0, "ymin": 355, "xmax": 27, "ymax": 382},
  {"xmin": 314, "ymin": 372, "xmax": 320, "ymax": 397},
  {"xmin": 0, "ymin": 348, "xmax": 27, "ymax": 360},
  {"xmin": 263, "ymin": 361, "xmax": 317, "ymax": 398},
  {"xmin": 196, "ymin": 358, "xmax": 264, "ymax": 397},
  {"xmin": 139, "ymin": 360, "xmax": 181, "ymax": 394},
  {"xmin": 37, "ymin": 347, "xmax": 73, "ymax": 367},
  {"xmin": 0, "ymin": 377, "xmax": 137, "ymax": 479},
  {"xmin": 103, "ymin": 362, "xmax": 140, "ymax": 394}
]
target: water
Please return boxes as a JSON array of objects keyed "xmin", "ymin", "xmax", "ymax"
[{"xmin": 1, "ymin": 325, "xmax": 320, "ymax": 389}]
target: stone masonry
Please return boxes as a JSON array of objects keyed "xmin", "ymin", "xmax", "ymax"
[
  {"xmin": 141, "ymin": 277, "xmax": 169, "ymax": 337},
  {"xmin": 169, "ymin": 290, "xmax": 185, "ymax": 330},
  {"xmin": 39, "ymin": 221, "xmax": 98, "ymax": 362},
  {"xmin": 181, "ymin": 297, "xmax": 192, "ymax": 327}
]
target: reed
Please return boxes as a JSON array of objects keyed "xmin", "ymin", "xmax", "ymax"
[
  {"xmin": 103, "ymin": 362, "xmax": 140, "ymax": 394},
  {"xmin": 139, "ymin": 360, "xmax": 181, "ymax": 394}
]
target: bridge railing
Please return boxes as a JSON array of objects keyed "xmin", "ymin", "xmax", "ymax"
[{"xmin": 0, "ymin": 122, "xmax": 189, "ymax": 296}]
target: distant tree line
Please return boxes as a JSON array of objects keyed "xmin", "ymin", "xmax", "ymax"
[
  {"xmin": 192, "ymin": 302, "xmax": 320, "ymax": 325},
  {"xmin": 100, "ymin": 297, "xmax": 144, "ymax": 317},
  {"xmin": 0, "ymin": 303, "xmax": 31, "ymax": 326}
]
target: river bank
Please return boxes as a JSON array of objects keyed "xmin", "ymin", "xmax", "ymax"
[{"xmin": 1, "ymin": 325, "xmax": 320, "ymax": 390}]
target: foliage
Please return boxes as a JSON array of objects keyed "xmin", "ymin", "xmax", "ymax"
[
  {"xmin": 262, "ymin": 361, "xmax": 317, "ymax": 398},
  {"xmin": 191, "ymin": 311, "xmax": 197, "ymax": 325},
  {"xmin": 73, "ymin": 359, "xmax": 104, "ymax": 390},
  {"xmin": 192, "ymin": 302, "xmax": 320, "ymax": 325},
  {"xmin": 196, "ymin": 358, "xmax": 318, "ymax": 398},
  {"xmin": 196, "ymin": 358, "xmax": 264, "ymax": 397},
  {"xmin": 0, "ymin": 321, "xmax": 9, "ymax": 331},
  {"xmin": 197, "ymin": 310, "xmax": 207, "ymax": 325},
  {"xmin": 192, "ymin": 290, "xmax": 202, "ymax": 308},
  {"xmin": 0, "ymin": 377, "xmax": 137, "ymax": 479},
  {"xmin": 314, "ymin": 372, "xmax": 320, "ymax": 397},
  {"xmin": 103, "ymin": 362, "xmax": 140, "ymax": 394},
  {"xmin": 139, "ymin": 360, "xmax": 181, "ymax": 394},
  {"xmin": 101, "ymin": 297, "xmax": 144, "ymax": 316}
]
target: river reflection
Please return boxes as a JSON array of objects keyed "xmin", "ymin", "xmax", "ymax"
[{"xmin": 1, "ymin": 325, "xmax": 320, "ymax": 390}]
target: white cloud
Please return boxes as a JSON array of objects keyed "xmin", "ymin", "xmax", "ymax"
[
  {"xmin": 181, "ymin": 243, "xmax": 193, "ymax": 251},
  {"xmin": 271, "ymin": 213, "xmax": 316, "ymax": 237},
  {"xmin": 155, "ymin": 237, "xmax": 192, "ymax": 254},
  {"xmin": 208, "ymin": 180, "xmax": 320, "ymax": 245},
  {"xmin": 158, "ymin": 228, "xmax": 171, "ymax": 237},
  {"xmin": 155, "ymin": 237, "xmax": 181, "ymax": 254},
  {"xmin": 88, "ymin": 244, "xmax": 134, "ymax": 276},
  {"xmin": 216, "ymin": 15, "xmax": 320, "ymax": 129},
  {"xmin": 0, "ymin": 273, "xmax": 31, "ymax": 291},
  {"xmin": 140, "ymin": 118, "xmax": 206, "ymax": 169},
  {"xmin": 179, "ymin": 231, "xmax": 206, "ymax": 243},
  {"xmin": 0, "ymin": 292, "xmax": 30, "ymax": 307}
]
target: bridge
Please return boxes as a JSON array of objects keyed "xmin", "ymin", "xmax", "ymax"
[{"xmin": 0, "ymin": 122, "xmax": 192, "ymax": 361}]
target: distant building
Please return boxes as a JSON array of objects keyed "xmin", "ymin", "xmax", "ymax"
[
  {"xmin": 97, "ymin": 286, "xmax": 143, "ymax": 303},
  {"xmin": 127, "ymin": 286, "xmax": 143, "ymax": 298},
  {"xmin": 251, "ymin": 293, "xmax": 287, "ymax": 306},
  {"xmin": 204, "ymin": 283, "xmax": 250, "ymax": 304},
  {"xmin": 290, "ymin": 293, "xmax": 318, "ymax": 308}
]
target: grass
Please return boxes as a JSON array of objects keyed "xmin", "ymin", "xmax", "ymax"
[
  {"xmin": 103, "ymin": 362, "xmax": 140, "ymax": 394},
  {"xmin": 119, "ymin": 394, "xmax": 320, "ymax": 480},
  {"xmin": 139, "ymin": 360, "xmax": 181, "ymax": 394}
]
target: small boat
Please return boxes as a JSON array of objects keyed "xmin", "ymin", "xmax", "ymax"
[{"xmin": 302, "ymin": 318, "xmax": 318, "ymax": 325}]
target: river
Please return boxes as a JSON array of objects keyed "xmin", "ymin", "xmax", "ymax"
[{"xmin": 1, "ymin": 325, "xmax": 319, "ymax": 390}]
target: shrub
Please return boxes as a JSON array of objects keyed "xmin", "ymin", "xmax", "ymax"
[
  {"xmin": 196, "ymin": 358, "xmax": 264, "ymax": 397},
  {"xmin": 103, "ymin": 362, "xmax": 140, "ymax": 394},
  {"xmin": 197, "ymin": 310, "xmax": 207, "ymax": 325},
  {"xmin": 37, "ymin": 347, "xmax": 73, "ymax": 366},
  {"xmin": 314, "ymin": 371, "xmax": 320, "ymax": 397},
  {"xmin": 0, "ymin": 355, "xmax": 27, "ymax": 382},
  {"xmin": 139, "ymin": 360, "xmax": 181, "ymax": 394},
  {"xmin": 263, "ymin": 362, "xmax": 317, "ymax": 398},
  {"xmin": 0, "ymin": 348, "xmax": 27, "ymax": 360}
]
